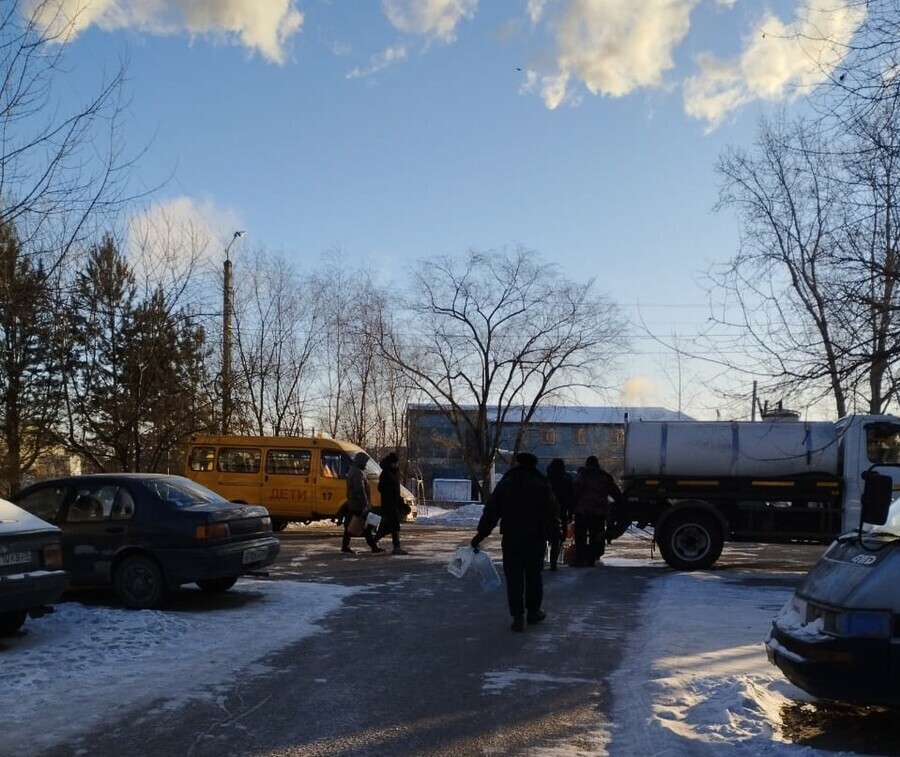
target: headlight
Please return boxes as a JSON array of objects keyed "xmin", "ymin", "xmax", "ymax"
[
  {"xmin": 837, "ymin": 610, "xmax": 892, "ymax": 638},
  {"xmin": 261, "ymin": 516, "xmax": 272, "ymax": 531}
]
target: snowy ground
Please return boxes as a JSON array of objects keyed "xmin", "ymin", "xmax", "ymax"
[{"xmin": 2, "ymin": 504, "xmax": 876, "ymax": 755}]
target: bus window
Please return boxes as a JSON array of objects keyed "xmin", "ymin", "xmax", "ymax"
[
  {"xmin": 188, "ymin": 446, "xmax": 216, "ymax": 472},
  {"xmin": 266, "ymin": 449, "xmax": 311, "ymax": 476},
  {"xmin": 217, "ymin": 447, "xmax": 261, "ymax": 473},
  {"xmin": 321, "ymin": 450, "xmax": 351, "ymax": 479}
]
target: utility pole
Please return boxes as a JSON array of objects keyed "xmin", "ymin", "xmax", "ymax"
[{"xmin": 222, "ymin": 230, "xmax": 245, "ymax": 434}]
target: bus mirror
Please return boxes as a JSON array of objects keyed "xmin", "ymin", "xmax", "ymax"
[{"xmin": 861, "ymin": 471, "xmax": 893, "ymax": 526}]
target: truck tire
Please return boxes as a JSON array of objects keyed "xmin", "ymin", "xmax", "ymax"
[{"xmin": 657, "ymin": 510, "xmax": 724, "ymax": 570}]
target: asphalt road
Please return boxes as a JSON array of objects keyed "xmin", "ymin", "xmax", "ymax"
[{"xmin": 37, "ymin": 526, "xmax": 900, "ymax": 756}]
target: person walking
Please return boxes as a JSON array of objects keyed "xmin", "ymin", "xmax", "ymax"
[
  {"xmin": 545, "ymin": 458, "xmax": 574, "ymax": 570},
  {"xmin": 341, "ymin": 451, "xmax": 384, "ymax": 554},
  {"xmin": 572, "ymin": 455, "xmax": 623, "ymax": 567},
  {"xmin": 373, "ymin": 452, "xmax": 409, "ymax": 555},
  {"xmin": 470, "ymin": 452, "xmax": 561, "ymax": 632}
]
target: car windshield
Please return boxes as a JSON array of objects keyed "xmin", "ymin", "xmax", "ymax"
[{"xmin": 139, "ymin": 477, "xmax": 229, "ymax": 508}]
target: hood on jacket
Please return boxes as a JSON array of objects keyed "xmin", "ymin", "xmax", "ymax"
[{"xmin": 353, "ymin": 451, "xmax": 369, "ymax": 468}]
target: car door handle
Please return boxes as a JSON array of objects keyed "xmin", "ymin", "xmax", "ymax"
[{"xmin": 105, "ymin": 526, "xmax": 125, "ymax": 534}]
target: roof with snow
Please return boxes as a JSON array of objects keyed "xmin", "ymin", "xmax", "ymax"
[{"xmin": 408, "ymin": 405, "xmax": 693, "ymax": 424}]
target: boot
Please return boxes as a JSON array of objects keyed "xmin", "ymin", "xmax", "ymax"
[
  {"xmin": 527, "ymin": 609, "xmax": 546, "ymax": 625},
  {"xmin": 391, "ymin": 546, "xmax": 409, "ymax": 555},
  {"xmin": 510, "ymin": 614, "xmax": 525, "ymax": 632}
]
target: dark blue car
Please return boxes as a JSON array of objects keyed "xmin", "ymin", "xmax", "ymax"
[{"xmin": 13, "ymin": 474, "xmax": 279, "ymax": 609}]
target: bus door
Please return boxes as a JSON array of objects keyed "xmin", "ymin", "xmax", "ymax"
[
  {"xmin": 264, "ymin": 447, "xmax": 313, "ymax": 520},
  {"xmin": 318, "ymin": 448, "xmax": 353, "ymax": 517}
]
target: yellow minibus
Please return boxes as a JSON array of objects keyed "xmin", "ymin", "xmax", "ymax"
[{"xmin": 184, "ymin": 434, "xmax": 416, "ymax": 531}]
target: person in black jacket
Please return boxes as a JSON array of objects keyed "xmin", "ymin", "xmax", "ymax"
[
  {"xmin": 572, "ymin": 455, "xmax": 623, "ymax": 567},
  {"xmin": 471, "ymin": 452, "xmax": 561, "ymax": 632},
  {"xmin": 373, "ymin": 452, "xmax": 409, "ymax": 555},
  {"xmin": 546, "ymin": 458, "xmax": 574, "ymax": 570}
]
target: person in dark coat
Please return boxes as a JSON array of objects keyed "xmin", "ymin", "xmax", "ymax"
[
  {"xmin": 470, "ymin": 452, "xmax": 561, "ymax": 632},
  {"xmin": 546, "ymin": 458, "xmax": 574, "ymax": 570},
  {"xmin": 572, "ymin": 455, "xmax": 623, "ymax": 567},
  {"xmin": 341, "ymin": 451, "xmax": 383, "ymax": 554},
  {"xmin": 373, "ymin": 452, "xmax": 409, "ymax": 555}
]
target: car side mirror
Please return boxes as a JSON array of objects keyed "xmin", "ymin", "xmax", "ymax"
[{"xmin": 861, "ymin": 471, "xmax": 893, "ymax": 526}]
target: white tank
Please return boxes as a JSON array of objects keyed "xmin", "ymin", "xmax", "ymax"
[{"xmin": 624, "ymin": 420, "xmax": 840, "ymax": 478}]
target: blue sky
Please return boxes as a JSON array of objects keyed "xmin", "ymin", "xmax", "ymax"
[{"xmin": 28, "ymin": 0, "xmax": 867, "ymax": 418}]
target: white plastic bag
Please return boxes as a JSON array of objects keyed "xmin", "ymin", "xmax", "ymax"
[
  {"xmin": 365, "ymin": 511, "xmax": 382, "ymax": 530},
  {"xmin": 447, "ymin": 546, "xmax": 475, "ymax": 578},
  {"xmin": 471, "ymin": 549, "xmax": 502, "ymax": 591}
]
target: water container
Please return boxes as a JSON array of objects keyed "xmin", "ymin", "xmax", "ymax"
[
  {"xmin": 471, "ymin": 549, "xmax": 502, "ymax": 591},
  {"xmin": 365, "ymin": 511, "xmax": 382, "ymax": 530},
  {"xmin": 447, "ymin": 546, "xmax": 475, "ymax": 578}
]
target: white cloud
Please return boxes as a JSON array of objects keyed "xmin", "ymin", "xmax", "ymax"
[
  {"xmin": 381, "ymin": 0, "xmax": 477, "ymax": 42},
  {"xmin": 683, "ymin": 0, "xmax": 867, "ymax": 129},
  {"xmin": 127, "ymin": 196, "xmax": 243, "ymax": 270},
  {"xmin": 527, "ymin": 0, "xmax": 698, "ymax": 109},
  {"xmin": 21, "ymin": 0, "xmax": 304, "ymax": 64},
  {"xmin": 346, "ymin": 44, "xmax": 408, "ymax": 79}
]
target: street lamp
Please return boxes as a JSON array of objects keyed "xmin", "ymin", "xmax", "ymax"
[{"xmin": 222, "ymin": 230, "xmax": 245, "ymax": 434}]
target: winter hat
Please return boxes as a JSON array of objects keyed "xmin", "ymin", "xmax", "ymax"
[
  {"xmin": 353, "ymin": 451, "xmax": 369, "ymax": 468},
  {"xmin": 381, "ymin": 452, "xmax": 399, "ymax": 467},
  {"xmin": 585, "ymin": 455, "xmax": 600, "ymax": 468},
  {"xmin": 547, "ymin": 458, "xmax": 565, "ymax": 476},
  {"xmin": 516, "ymin": 452, "xmax": 539, "ymax": 468}
]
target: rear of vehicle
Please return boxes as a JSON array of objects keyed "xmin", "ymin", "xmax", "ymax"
[
  {"xmin": 13, "ymin": 474, "xmax": 279, "ymax": 609},
  {"xmin": 0, "ymin": 499, "xmax": 70, "ymax": 634},
  {"xmin": 766, "ymin": 493, "xmax": 900, "ymax": 705}
]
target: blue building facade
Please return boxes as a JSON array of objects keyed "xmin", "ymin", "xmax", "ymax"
[{"xmin": 407, "ymin": 404, "xmax": 692, "ymax": 498}]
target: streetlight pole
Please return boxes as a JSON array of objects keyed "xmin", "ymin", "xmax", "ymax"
[{"xmin": 222, "ymin": 230, "xmax": 245, "ymax": 434}]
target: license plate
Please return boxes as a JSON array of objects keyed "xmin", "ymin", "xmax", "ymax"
[
  {"xmin": 0, "ymin": 550, "xmax": 31, "ymax": 567},
  {"xmin": 242, "ymin": 546, "xmax": 268, "ymax": 565}
]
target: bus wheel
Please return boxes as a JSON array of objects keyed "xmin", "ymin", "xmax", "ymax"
[
  {"xmin": 271, "ymin": 517, "xmax": 289, "ymax": 532},
  {"xmin": 657, "ymin": 511, "xmax": 723, "ymax": 570}
]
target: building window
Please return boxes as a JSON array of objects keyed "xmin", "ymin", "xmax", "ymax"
[
  {"xmin": 574, "ymin": 427, "xmax": 587, "ymax": 445},
  {"xmin": 540, "ymin": 428, "xmax": 556, "ymax": 445}
]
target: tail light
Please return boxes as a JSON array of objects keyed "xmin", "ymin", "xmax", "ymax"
[
  {"xmin": 195, "ymin": 523, "xmax": 230, "ymax": 540},
  {"xmin": 42, "ymin": 543, "xmax": 63, "ymax": 569}
]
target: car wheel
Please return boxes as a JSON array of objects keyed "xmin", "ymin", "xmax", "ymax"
[
  {"xmin": 114, "ymin": 555, "xmax": 166, "ymax": 609},
  {"xmin": 271, "ymin": 517, "xmax": 289, "ymax": 532},
  {"xmin": 657, "ymin": 510, "xmax": 724, "ymax": 570},
  {"xmin": 0, "ymin": 610, "xmax": 27, "ymax": 635},
  {"xmin": 195, "ymin": 576, "xmax": 238, "ymax": 593}
]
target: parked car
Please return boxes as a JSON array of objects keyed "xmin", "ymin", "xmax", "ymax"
[
  {"xmin": 0, "ymin": 498, "xmax": 70, "ymax": 634},
  {"xmin": 12, "ymin": 474, "xmax": 280, "ymax": 609},
  {"xmin": 766, "ymin": 471, "xmax": 899, "ymax": 705}
]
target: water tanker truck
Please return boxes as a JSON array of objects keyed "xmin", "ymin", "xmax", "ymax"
[{"xmin": 612, "ymin": 414, "xmax": 900, "ymax": 570}]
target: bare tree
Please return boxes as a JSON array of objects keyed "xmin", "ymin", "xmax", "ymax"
[
  {"xmin": 378, "ymin": 247, "xmax": 627, "ymax": 499},
  {"xmin": 232, "ymin": 249, "xmax": 321, "ymax": 436},
  {"xmin": 0, "ymin": 2, "xmax": 137, "ymax": 272},
  {"xmin": 712, "ymin": 98, "xmax": 900, "ymax": 416}
]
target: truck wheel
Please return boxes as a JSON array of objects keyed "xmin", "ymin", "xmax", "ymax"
[
  {"xmin": 271, "ymin": 517, "xmax": 289, "ymax": 532},
  {"xmin": 0, "ymin": 610, "xmax": 27, "ymax": 635},
  {"xmin": 114, "ymin": 555, "xmax": 166, "ymax": 609},
  {"xmin": 657, "ymin": 511, "xmax": 724, "ymax": 570}
]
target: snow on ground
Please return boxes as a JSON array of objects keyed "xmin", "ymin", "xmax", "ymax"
[{"xmin": 1, "ymin": 505, "xmax": 869, "ymax": 754}]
